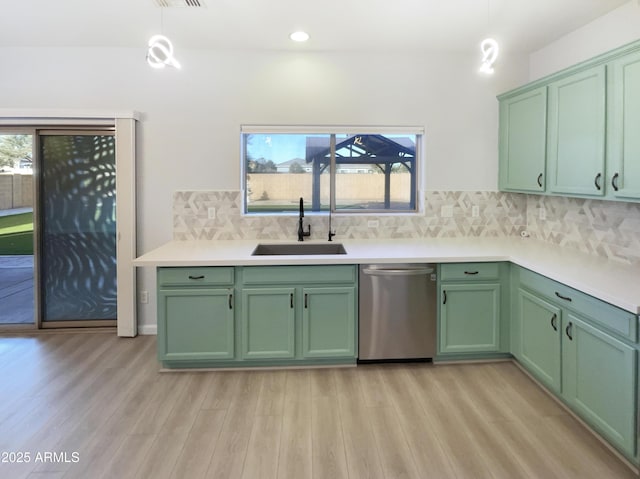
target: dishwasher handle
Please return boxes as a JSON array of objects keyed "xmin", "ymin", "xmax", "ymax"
[{"xmin": 362, "ymin": 267, "xmax": 434, "ymax": 276}]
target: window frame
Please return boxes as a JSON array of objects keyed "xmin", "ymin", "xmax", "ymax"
[{"xmin": 240, "ymin": 125, "xmax": 424, "ymax": 215}]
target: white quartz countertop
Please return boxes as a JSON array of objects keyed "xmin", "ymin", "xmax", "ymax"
[{"xmin": 134, "ymin": 237, "xmax": 640, "ymax": 314}]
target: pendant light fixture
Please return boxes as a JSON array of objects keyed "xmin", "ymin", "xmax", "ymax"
[
  {"xmin": 147, "ymin": 7, "xmax": 181, "ymax": 69},
  {"xmin": 479, "ymin": 0, "xmax": 499, "ymax": 75}
]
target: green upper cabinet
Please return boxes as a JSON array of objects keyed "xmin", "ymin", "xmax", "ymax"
[
  {"xmin": 302, "ymin": 287, "xmax": 356, "ymax": 358},
  {"xmin": 499, "ymin": 86, "xmax": 547, "ymax": 192},
  {"xmin": 241, "ymin": 287, "xmax": 296, "ymax": 360},
  {"xmin": 547, "ymin": 65, "xmax": 606, "ymax": 196},
  {"xmin": 498, "ymin": 40, "xmax": 640, "ymax": 202},
  {"xmin": 562, "ymin": 313, "xmax": 637, "ymax": 456},
  {"xmin": 607, "ymin": 50, "xmax": 640, "ymax": 200}
]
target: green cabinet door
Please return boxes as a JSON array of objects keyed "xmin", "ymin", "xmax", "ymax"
[
  {"xmin": 547, "ymin": 65, "xmax": 606, "ymax": 196},
  {"xmin": 562, "ymin": 313, "xmax": 637, "ymax": 457},
  {"xmin": 518, "ymin": 289, "xmax": 562, "ymax": 393},
  {"xmin": 439, "ymin": 283, "xmax": 500, "ymax": 354},
  {"xmin": 608, "ymin": 50, "xmax": 640, "ymax": 200},
  {"xmin": 499, "ymin": 86, "xmax": 547, "ymax": 192},
  {"xmin": 241, "ymin": 288, "xmax": 296, "ymax": 359},
  {"xmin": 302, "ymin": 287, "xmax": 356, "ymax": 358},
  {"xmin": 158, "ymin": 288, "xmax": 235, "ymax": 361}
]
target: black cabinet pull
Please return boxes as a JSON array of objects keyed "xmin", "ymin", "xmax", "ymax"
[
  {"xmin": 304, "ymin": 293, "xmax": 308, "ymax": 309},
  {"xmin": 537, "ymin": 173, "xmax": 543, "ymax": 188},
  {"xmin": 188, "ymin": 275, "xmax": 205, "ymax": 280},
  {"xmin": 594, "ymin": 173, "xmax": 602, "ymax": 191},
  {"xmin": 612, "ymin": 173, "xmax": 619, "ymax": 191},
  {"xmin": 555, "ymin": 291, "xmax": 572, "ymax": 302},
  {"xmin": 228, "ymin": 293, "xmax": 233, "ymax": 310},
  {"xmin": 290, "ymin": 293, "xmax": 294, "ymax": 309},
  {"xmin": 565, "ymin": 322, "xmax": 573, "ymax": 341},
  {"xmin": 550, "ymin": 313, "xmax": 558, "ymax": 331},
  {"xmin": 443, "ymin": 290, "xmax": 447, "ymax": 305},
  {"xmin": 464, "ymin": 271, "xmax": 479, "ymax": 275}
]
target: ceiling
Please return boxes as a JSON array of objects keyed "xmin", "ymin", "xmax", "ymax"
[{"xmin": 0, "ymin": 0, "xmax": 631, "ymax": 53}]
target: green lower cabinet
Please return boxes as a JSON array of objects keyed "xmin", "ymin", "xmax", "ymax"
[
  {"xmin": 158, "ymin": 288, "xmax": 235, "ymax": 361},
  {"xmin": 518, "ymin": 289, "xmax": 562, "ymax": 393},
  {"xmin": 439, "ymin": 283, "xmax": 501, "ymax": 354},
  {"xmin": 514, "ymin": 266, "xmax": 639, "ymax": 462},
  {"xmin": 302, "ymin": 287, "xmax": 356, "ymax": 358},
  {"xmin": 562, "ymin": 313, "xmax": 637, "ymax": 457},
  {"xmin": 241, "ymin": 288, "xmax": 296, "ymax": 359}
]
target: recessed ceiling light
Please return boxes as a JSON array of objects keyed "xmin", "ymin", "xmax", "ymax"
[{"xmin": 289, "ymin": 31, "xmax": 310, "ymax": 42}]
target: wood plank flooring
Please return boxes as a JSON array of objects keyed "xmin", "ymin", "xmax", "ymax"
[{"xmin": 0, "ymin": 333, "xmax": 636, "ymax": 479}]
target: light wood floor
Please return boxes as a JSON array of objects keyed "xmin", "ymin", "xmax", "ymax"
[{"xmin": 0, "ymin": 333, "xmax": 636, "ymax": 479}]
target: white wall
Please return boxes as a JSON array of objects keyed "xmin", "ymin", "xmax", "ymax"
[
  {"xmin": 530, "ymin": 0, "xmax": 640, "ymax": 80},
  {"xmin": 0, "ymin": 46, "xmax": 528, "ymax": 329}
]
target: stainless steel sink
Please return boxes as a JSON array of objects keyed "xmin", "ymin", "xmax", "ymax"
[{"xmin": 251, "ymin": 243, "xmax": 347, "ymax": 256}]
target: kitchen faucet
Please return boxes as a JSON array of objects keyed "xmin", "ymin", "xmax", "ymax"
[
  {"xmin": 328, "ymin": 208, "xmax": 336, "ymax": 242},
  {"xmin": 298, "ymin": 197, "xmax": 311, "ymax": 241}
]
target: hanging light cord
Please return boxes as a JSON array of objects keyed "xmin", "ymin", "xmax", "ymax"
[{"xmin": 479, "ymin": 0, "xmax": 499, "ymax": 74}]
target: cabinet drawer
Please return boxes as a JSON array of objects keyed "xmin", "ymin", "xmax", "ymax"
[
  {"xmin": 440, "ymin": 263, "xmax": 500, "ymax": 281},
  {"xmin": 242, "ymin": 265, "xmax": 357, "ymax": 285},
  {"xmin": 158, "ymin": 267, "xmax": 234, "ymax": 287},
  {"xmin": 519, "ymin": 267, "xmax": 637, "ymax": 342}
]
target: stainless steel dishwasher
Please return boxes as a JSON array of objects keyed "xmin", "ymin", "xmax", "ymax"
[{"xmin": 359, "ymin": 263, "xmax": 437, "ymax": 360}]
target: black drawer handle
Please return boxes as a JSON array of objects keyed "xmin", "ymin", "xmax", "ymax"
[
  {"xmin": 555, "ymin": 291, "xmax": 572, "ymax": 302},
  {"xmin": 612, "ymin": 173, "xmax": 619, "ymax": 192},
  {"xmin": 290, "ymin": 293, "xmax": 294, "ymax": 309},
  {"xmin": 464, "ymin": 271, "xmax": 479, "ymax": 275},
  {"xmin": 228, "ymin": 293, "xmax": 233, "ymax": 310},
  {"xmin": 565, "ymin": 322, "xmax": 573, "ymax": 341},
  {"xmin": 550, "ymin": 313, "xmax": 558, "ymax": 331},
  {"xmin": 188, "ymin": 275, "xmax": 205, "ymax": 280},
  {"xmin": 443, "ymin": 290, "xmax": 447, "ymax": 305},
  {"xmin": 304, "ymin": 293, "xmax": 308, "ymax": 309},
  {"xmin": 537, "ymin": 173, "xmax": 543, "ymax": 188},
  {"xmin": 594, "ymin": 173, "xmax": 602, "ymax": 191}
]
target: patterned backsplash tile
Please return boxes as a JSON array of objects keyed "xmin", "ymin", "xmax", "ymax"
[
  {"xmin": 173, "ymin": 190, "xmax": 527, "ymax": 241},
  {"xmin": 525, "ymin": 195, "xmax": 640, "ymax": 266},
  {"xmin": 173, "ymin": 190, "xmax": 640, "ymax": 266}
]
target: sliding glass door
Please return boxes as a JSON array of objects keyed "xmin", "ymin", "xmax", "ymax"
[
  {"xmin": 0, "ymin": 132, "xmax": 35, "ymax": 326},
  {"xmin": 39, "ymin": 131, "xmax": 116, "ymax": 327}
]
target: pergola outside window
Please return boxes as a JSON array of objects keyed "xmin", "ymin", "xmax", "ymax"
[{"xmin": 242, "ymin": 127, "xmax": 422, "ymax": 214}]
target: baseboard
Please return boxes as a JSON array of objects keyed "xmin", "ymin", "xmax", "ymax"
[{"xmin": 138, "ymin": 324, "xmax": 157, "ymax": 335}]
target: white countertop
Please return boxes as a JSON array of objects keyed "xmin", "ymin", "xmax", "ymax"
[{"xmin": 134, "ymin": 237, "xmax": 640, "ymax": 314}]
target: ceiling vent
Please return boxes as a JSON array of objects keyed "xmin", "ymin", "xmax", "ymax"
[{"xmin": 153, "ymin": 0, "xmax": 205, "ymax": 7}]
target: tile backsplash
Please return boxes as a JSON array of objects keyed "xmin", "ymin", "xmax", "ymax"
[
  {"xmin": 173, "ymin": 191, "xmax": 527, "ymax": 241},
  {"xmin": 173, "ymin": 190, "xmax": 640, "ymax": 266},
  {"xmin": 526, "ymin": 195, "xmax": 640, "ymax": 267}
]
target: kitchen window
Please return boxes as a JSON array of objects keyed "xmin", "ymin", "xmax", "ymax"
[{"xmin": 241, "ymin": 126, "xmax": 422, "ymax": 214}]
